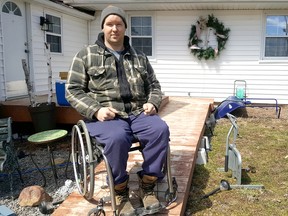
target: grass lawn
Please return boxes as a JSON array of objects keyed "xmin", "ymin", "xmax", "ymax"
[{"xmin": 186, "ymin": 106, "xmax": 288, "ymax": 216}]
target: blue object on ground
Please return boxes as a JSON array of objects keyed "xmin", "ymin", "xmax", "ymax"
[
  {"xmin": 214, "ymin": 96, "xmax": 246, "ymax": 119},
  {"xmin": 0, "ymin": 205, "xmax": 16, "ymax": 216}
]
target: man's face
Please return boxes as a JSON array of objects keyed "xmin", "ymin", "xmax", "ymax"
[{"xmin": 102, "ymin": 15, "xmax": 126, "ymax": 48}]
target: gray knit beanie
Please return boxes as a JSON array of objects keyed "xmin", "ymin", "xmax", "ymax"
[{"xmin": 100, "ymin": 6, "xmax": 127, "ymax": 29}]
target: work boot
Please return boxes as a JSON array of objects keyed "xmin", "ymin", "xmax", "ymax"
[
  {"xmin": 114, "ymin": 180, "xmax": 135, "ymax": 216},
  {"xmin": 138, "ymin": 174, "xmax": 162, "ymax": 212}
]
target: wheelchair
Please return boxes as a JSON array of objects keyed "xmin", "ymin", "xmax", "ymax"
[{"xmin": 70, "ymin": 119, "xmax": 178, "ymax": 216}]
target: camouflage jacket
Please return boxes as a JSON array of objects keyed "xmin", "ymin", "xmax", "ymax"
[{"xmin": 66, "ymin": 33, "xmax": 162, "ymax": 120}]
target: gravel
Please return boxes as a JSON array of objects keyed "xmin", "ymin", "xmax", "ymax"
[{"xmin": 0, "ymin": 136, "xmax": 77, "ymax": 216}]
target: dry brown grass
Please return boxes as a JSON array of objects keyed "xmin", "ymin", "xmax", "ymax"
[{"xmin": 186, "ymin": 106, "xmax": 288, "ymax": 216}]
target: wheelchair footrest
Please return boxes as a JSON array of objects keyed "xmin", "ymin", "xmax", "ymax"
[
  {"xmin": 87, "ymin": 203, "xmax": 165, "ymax": 216},
  {"xmin": 135, "ymin": 203, "xmax": 166, "ymax": 216}
]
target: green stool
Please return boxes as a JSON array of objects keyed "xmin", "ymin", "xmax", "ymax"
[{"xmin": 28, "ymin": 129, "xmax": 68, "ymax": 186}]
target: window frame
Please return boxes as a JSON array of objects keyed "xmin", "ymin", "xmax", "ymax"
[
  {"xmin": 128, "ymin": 12, "xmax": 155, "ymax": 59},
  {"xmin": 262, "ymin": 11, "xmax": 288, "ymax": 61},
  {"xmin": 44, "ymin": 12, "xmax": 63, "ymax": 54}
]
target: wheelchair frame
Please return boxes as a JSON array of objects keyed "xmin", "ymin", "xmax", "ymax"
[{"xmin": 70, "ymin": 120, "xmax": 178, "ymax": 216}]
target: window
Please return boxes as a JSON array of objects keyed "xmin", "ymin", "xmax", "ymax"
[
  {"xmin": 265, "ymin": 15, "xmax": 288, "ymax": 57},
  {"xmin": 2, "ymin": 1, "xmax": 21, "ymax": 16},
  {"xmin": 130, "ymin": 16, "xmax": 153, "ymax": 56},
  {"xmin": 45, "ymin": 14, "xmax": 62, "ymax": 53}
]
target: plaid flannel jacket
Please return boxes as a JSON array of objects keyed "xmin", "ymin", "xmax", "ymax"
[{"xmin": 66, "ymin": 33, "xmax": 162, "ymax": 120}]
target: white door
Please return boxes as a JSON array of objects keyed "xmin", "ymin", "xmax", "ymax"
[{"xmin": 2, "ymin": 0, "xmax": 28, "ymax": 99}]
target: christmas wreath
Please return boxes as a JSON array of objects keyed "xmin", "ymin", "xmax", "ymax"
[{"xmin": 188, "ymin": 14, "xmax": 230, "ymax": 60}]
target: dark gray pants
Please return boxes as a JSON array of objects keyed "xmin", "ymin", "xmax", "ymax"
[{"xmin": 86, "ymin": 112, "xmax": 170, "ymax": 185}]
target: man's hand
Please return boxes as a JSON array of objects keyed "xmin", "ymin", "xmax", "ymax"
[
  {"xmin": 143, "ymin": 103, "xmax": 156, "ymax": 115},
  {"xmin": 95, "ymin": 107, "xmax": 118, "ymax": 121}
]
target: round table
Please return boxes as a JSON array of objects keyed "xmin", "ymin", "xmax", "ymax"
[{"xmin": 28, "ymin": 129, "xmax": 68, "ymax": 186}]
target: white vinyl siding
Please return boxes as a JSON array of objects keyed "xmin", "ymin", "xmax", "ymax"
[
  {"xmin": 1, "ymin": 1, "xmax": 287, "ymax": 103},
  {"xmin": 152, "ymin": 10, "xmax": 288, "ymax": 104},
  {"xmin": 30, "ymin": 4, "xmax": 89, "ymax": 94},
  {"xmin": 91, "ymin": 10, "xmax": 288, "ymax": 104}
]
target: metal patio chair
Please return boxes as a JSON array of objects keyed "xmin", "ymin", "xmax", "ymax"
[{"xmin": 0, "ymin": 117, "xmax": 23, "ymax": 195}]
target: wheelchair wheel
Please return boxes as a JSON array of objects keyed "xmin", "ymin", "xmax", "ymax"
[{"xmin": 71, "ymin": 120, "xmax": 95, "ymax": 200}]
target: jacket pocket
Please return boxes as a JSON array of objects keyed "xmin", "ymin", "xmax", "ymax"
[
  {"xmin": 87, "ymin": 66, "xmax": 106, "ymax": 78},
  {"xmin": 87, "ymin": 67, "xmax": 117, "ymax": 91}
]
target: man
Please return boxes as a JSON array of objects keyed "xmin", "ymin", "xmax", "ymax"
[{"xmin": 66, "ymin": 5, "xmax": 170, "ymax": 216}]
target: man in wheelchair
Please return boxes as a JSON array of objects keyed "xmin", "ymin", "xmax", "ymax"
[{"xmin": 66, "ymin": 5, "xmax": 170, "ymax": 216}]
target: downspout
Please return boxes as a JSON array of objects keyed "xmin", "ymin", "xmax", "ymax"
[{"xmin": 0, "ymin": 4, "xmax": 7, "ymax": 100}]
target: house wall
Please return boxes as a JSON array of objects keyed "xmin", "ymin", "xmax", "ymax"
[
  {"xmin": 28, "ymin": 4, "xmax": 90, "ymax": 94},
  {"xmin": 0, "ymin": 1, "xmax": 91, "ymax": 101},
  {"xmin": 90, "ymin": 9, "xmax": 288, "ymax": 104}
]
